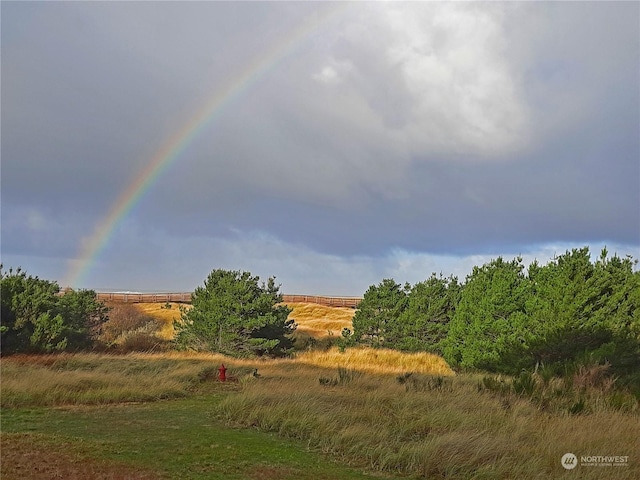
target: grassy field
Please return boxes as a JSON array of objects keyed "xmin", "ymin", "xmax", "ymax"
[
  {"xmin": 2, "ymin": 394, "xmax": 381, "ymax": 480},
  {"xmin": 2, "ymin": 303, "xmax": 639, "ymax": 479},
  {"xmin": 1, "ymin": 352, "xmax": 386, "ymax": 479},
  {"xmin": 125, "ymin": 300, "xmax": 354, "ymax": 341}
]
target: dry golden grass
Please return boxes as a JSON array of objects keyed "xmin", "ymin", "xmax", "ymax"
[
  {"xmin": 0, "ymin": 348, "xmax": 450, "ymax": 408},
  {"xmin": 284, "ymin": 302, "xmax": 355, "ymax": 338},
  {"xmin": 219, "ymin": 361, "xmax": 639, "ymax": 479},
  {"xmin": 133, "ymin": 301, "xmax": 354, "ymax": 341},
  {"xmin": 129, "ymin": 303, "xmax": 190, "ymax": 340},
  {"xmin": 294, "ymin": 346, "xmax": 454, "ymax": 376},
  {"xmin": 0, "ymin": 352, "xmax": 231, "ymax": 407}
]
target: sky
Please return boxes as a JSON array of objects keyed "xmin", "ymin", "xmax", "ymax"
[{"xmin": 2, "ymin": 1, "xmax": 639, "ymax": 296}]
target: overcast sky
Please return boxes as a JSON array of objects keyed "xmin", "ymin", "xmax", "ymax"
[{"xmin": 2, "ymin": 2, "xmax": 639, "ymax": 295}]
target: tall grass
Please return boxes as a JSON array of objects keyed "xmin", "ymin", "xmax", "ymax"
[
  {"xmin": 0, "ymin": 352, "xmax": 247, "ymax": 407},
  {"xmin": 478, "ymin": 365, "xmax": 638, "ymax": 415},
  {"xmin": 216, "ymin": 351, "xmax": 639, "ymax": 479},
  {"xmin": 294, "ymin": 346, "xmax": 454, "ymax": 376}
]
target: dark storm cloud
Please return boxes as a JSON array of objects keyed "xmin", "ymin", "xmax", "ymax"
[{"xmin": 1, "ymin": 1, "xmax": 638, "ymax": 291}]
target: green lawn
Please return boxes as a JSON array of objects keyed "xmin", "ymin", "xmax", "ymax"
[{"xmin": 1, "ymin": 393, "xmax": 386, "ymax": 480}]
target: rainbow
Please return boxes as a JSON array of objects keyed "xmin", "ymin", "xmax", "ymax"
[{"xmin": 64, "ymin": 5, "xmax": 347, "ymax": 288}]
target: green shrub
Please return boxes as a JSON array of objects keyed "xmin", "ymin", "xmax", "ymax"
[{"xmin": 1, "ymin": 266, "xmax": 108, "ymax": 354}]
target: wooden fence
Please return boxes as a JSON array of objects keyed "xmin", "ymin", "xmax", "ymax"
[
  {"xmin": 281, "ymin": 295, "xmax": 361, "ymax": 308},
  {"xmin": 96, "ymin": 292, "xmax": 193, "ymax": 304},
  {"xmin": 95, "ymin": 292, "xmax": 362, "ymax": 308}
]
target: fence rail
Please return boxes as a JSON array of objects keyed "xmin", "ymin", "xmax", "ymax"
[
  {"xmin": 96, "ymin": 292, "xmax": 193, "ymax": 304},
  {"xmin": 281, "ymin": 294, "xmax": 361, "ymax": 308},
  {"xmin": 95, "ymin": 292, "xmax": 362, "ymax": 308}
]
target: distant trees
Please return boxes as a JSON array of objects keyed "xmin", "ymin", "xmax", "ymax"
[
  {"xmin": 0, "ymin": 266, "xmax": 108, "ymax": 354},
  {"xmin": 350, "ymin": 275, "xmax": 460, "ymax": 354},
  {"xmin": 351, "ymin": 248, "xmax": 640, "ymax": 380},
  {"xmin": 504, "ymin": 247, "xmax": 640, "ymax": 377},
  {"xmin": 352, "ymin": 279, "xmax": 408, "ymax": 348},
  {"xmin": 173, "ymin": 269, "xmax": 296, "ymax": 357},
  {"xmin": 398, "ymin": 274, "xmax": 461, "ymax": 354},
  {"xmin": 4, "ymin": 245, "xmax": 637, "ymax": 379}
]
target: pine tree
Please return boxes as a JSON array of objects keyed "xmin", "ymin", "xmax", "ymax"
[{"xmin": 173, "ymin": 269, "xmax": 295, "ymax": 357}]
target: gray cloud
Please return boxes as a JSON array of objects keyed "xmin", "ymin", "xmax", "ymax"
[{"xmin": 2, "ymin": 1, "xmax": 638, "ymax": 292}]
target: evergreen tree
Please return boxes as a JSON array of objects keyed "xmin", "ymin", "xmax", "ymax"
[
  {"xmin": 443, "ymin": 257, "xmax": 529, "ymax": 371},
  {"xmin": 173, "ymin": 269, "xmax": 295, "ymax": 357},
  {"xmin": 1, "ymin": 266, "xmax": 108, "ymax": 353},
  {"xmin": 514, "ymin": 248, "xmax": 640, "ymax": 375},
  {"xmin": 395, "ymin": 274, "xmax": 461, "ymax": 353},
  {"xmin": 352, "ymin": 278, "xmax": 407, "ymax": 347}
]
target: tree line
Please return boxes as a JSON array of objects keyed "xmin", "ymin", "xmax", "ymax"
[
  {"xmin": 344, "ymin": 247, "xmax": 639, "ymax": 381},
  {"xmin": 2, "ymin": 247, "xmax": 638, "ymax": 382}
]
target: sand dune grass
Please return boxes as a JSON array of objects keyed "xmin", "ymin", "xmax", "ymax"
[
  {"xmin": 0, "ymin": 352, "xmax": 231, "ymax": 408},
  {"xmin": 129, "ymin": 302, "xmax": 188, "ymax": 340},
  {"xmin": 218, "ymin": 358, "xmax": 639, "ymax": 479},
  {"xmin": 129, "ymin": 301, "xmax": 351, "ymax": 341},
  {"xmin": 284, "ymin": 302, "xmax": 355, "ymax": 338},
  {"xmin": 294, "ymin": 346, "xmax": 454, "ymax": 376}
]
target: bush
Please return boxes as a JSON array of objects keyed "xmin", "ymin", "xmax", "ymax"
[
  {"xmin": 1, "ymin": 266, "xmax": 108, "ymax": 354},
  {"xmin": 99, "ymin": 304, "xmax": 165, "ymax": 352},
  {"xmin": 512, "ymin": 370, "xmax": 537, "ymax": 397},
  {"xmin": 397, "ymin": 373, "xmax": 452, "ymax": 392},
  {"xmin": 294, "ymin": 332, "xmax": 336, "ymax": 352},
  {"xmin": 100, "ymin": 304, "xmax": 158, "ymax": 343},
  {"xmin": 319, "ymin": 367, "xmax": 361, "ymax": 386}
]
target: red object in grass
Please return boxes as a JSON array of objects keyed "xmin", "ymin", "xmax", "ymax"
[{"xmin": 218, "ymin": 364, "xmax": 227, "ymax": 382}]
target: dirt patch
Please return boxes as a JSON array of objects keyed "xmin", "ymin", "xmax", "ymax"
[
  {"xmin": 248, "ymin": 465, "xmax": 299, "ymax": 480},
  {"xmin": 1, "ymin": 433, "xmax": 163, "ymax": 480}
]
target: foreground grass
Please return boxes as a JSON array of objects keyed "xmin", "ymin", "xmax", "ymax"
[
  {"xmin": 2, "ymin": 432, "xmax": 161, "ymax": 480},
  {"xmin": 2, "ymin": 350, "xmax": 638, "ymax": 479},
  {"xmin": 217, "ymin": 350, "xmax": 638, "ymax": 479},
  {"xmin": 1, "ymin": 395, "xmax": 379, "ymax": 480},
  {"xmin": 1, "ymin": 352, "xmax": 236, "ymax": 407}
]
